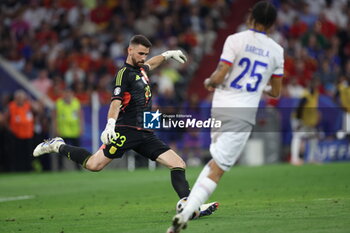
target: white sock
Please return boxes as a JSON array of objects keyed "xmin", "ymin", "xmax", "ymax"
[
  {"xmin": 195, "ymin": 164, "xmax": 210, "ymax": 184},
  {"xmin": 181, "ymin": 176, "xmax": 217, "ymax": 221}
]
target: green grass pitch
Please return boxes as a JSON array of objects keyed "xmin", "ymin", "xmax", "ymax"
[{"xmin": 1, "ymin": 162, "xmax": 350, "ymax": 233}]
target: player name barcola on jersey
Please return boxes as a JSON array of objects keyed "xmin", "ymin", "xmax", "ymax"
[{"xmin": 245, "ymin": 44, "xmax": 270, "ymax": 57}]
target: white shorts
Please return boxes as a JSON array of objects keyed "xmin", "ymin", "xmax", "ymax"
[{"xmin": 210, "ymin": 120, "xmax": 252, "ymax": 171}]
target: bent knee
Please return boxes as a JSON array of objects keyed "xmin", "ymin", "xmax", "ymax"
[
  {"xmin": 85, "ymin": 163, "xmax": 104, "ymax": 172},
  {"xmin": 169, "ymin": 159, "xmax": 186, "ymax": 169},
  {"xmin": 156, "ymin": 149, "xmax": 187, "ymax": 169}
]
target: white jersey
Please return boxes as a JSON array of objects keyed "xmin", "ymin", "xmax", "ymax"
[{"xmin": 212, "ymin": 29, "xmax": 284, "ymax": 124}]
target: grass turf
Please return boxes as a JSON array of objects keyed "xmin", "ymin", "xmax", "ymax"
[{"xmin": 0, "ymin": 162, "xmax": 349, "ymax": 233}]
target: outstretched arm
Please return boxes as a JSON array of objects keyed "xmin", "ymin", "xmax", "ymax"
[
  {"xmin": 145, "ymin": 50, "xmax": 187, "ymax": 70},
  {"xmin": 145, "ymin": 55, "xmax": 165, "ymax": 71},
  {"xmin": 203, "ymin": 61, "xmax": 231, "ymax": 91}
]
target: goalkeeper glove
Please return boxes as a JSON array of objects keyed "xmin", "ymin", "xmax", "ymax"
[
  {"xmin": 161, "ymin": 50, "xmax": 187, "ymax": 63},
  {"xmin": 100, "ymin": 118, "xmax": 117, "ymax": 145}
]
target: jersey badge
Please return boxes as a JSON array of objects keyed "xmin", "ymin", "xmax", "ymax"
[{"xmin": 114, "ymin": 87, "xmax": 121, "ymax": 95}]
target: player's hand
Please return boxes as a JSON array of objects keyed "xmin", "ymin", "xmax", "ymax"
[
  {"xmin": 204, "ymin": 78, "xmax": 215, "ymax": 92},
  {"xmin": 100, "ymin": 118, "xmax": 117, "ymax": 145},
  {"xmin": 263, "ymin": 85, "xmax": 272, "ymax": 96},
  {"xmin": 162, "ymin": 50, "xmax": 187, "ymax": 63}
]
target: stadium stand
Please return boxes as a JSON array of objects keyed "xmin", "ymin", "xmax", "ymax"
[{"xmin": 0, "ymin": 0, "xmax": 349, "ymax": 171}]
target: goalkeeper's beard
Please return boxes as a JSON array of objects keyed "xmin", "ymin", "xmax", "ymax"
[{"xmin": 132, "ymin": 57, "xmax": 144, "ymax": 67}]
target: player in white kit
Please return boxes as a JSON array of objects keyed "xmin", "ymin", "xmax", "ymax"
[{"xmin": 166, "ymin": 1, "xmax": 284, "ymax": 232}]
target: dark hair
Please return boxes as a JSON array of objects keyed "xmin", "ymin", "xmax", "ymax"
[
  {"xmin": 251, "ymin": 1, "xmax": 277, "ymax": 29},
  {"xmin": 129, "ymin": 35, "xmax": 152, "ymax": 48}
]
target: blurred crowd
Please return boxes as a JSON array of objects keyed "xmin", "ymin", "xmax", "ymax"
[
  {"xmin": 274, "ymin": 0, "xmax": 350, "ymax": 98},
  {"xmin": 249, "ymin": 0, "xmax": 350, "ymax": 164},
  {"xmin": 1, "ymin": 0, "xmax": 350, "ymax": 171},
  {"xmin": 0, "ymin": 0, "xmax": 230, "ymax": 171},
  {"xmin": 0, "ymin": 0, "xmax": 229, "ymax": 105}
]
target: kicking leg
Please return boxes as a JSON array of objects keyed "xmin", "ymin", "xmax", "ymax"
[
  {"xmin": 33, "ymin": 137, "xmax": 112, "ymax": 171},
  {"xmin": 158, "ymin": 151, "xmax": 219, "ymax": 218}
]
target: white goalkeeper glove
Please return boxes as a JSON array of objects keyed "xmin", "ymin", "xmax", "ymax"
[
  {"xmin": 100, "ymin": 118, "xmax": 117, "ymax": 145},
  {"xmin": 161, "ymin": 50, "xmax": 187, "ymax": 63}
]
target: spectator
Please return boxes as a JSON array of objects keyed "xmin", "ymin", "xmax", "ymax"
[
  {"xmin": 32, "ymin": 100, "xmax": 51, "ymax": 171},
  {"xmin": 322, "ymin": 0, "xmax": 348, "ymax": 30},
  {"xmin": 35, "ymin": 22, "xmax": 58, "ymax": 46},
  {"xmin": 22, "ymin": 0, "xmax": 47, "ymax": 30},
  {"xmin": 31, "ymin": 69, "xmax": 52, "ymax": 95},
  {"xmin": 109, "ymin": 33, "xmax": 126, "ymax": 64},
  {"xmin": 316, "ymin": 58, "xmax": 337, "ymax": 86},
  {"xmin": 318, "ymin": 13, "xmax": 337, "ymax": 39},
  {"xmin": 72, "ymin": 80, "xmax": 91, "ymax": 106},
  {"xmin": 77, "ymin": 11, "xmax": 98, "ymax": 35},
  {"xmin": 287, "ymin": 77, "xmax": 305, "ymax": 99},
  {"xmin": 134, "ymin": 9, "xmax": 159, "ymax": 39},
  {"xmin": 277, "ymin": 1, "xmax": 297, "ymax": 28},
  {"xmin": 291, "ymin": 80, "xmax": 320, "ymax": 165},
  {"xmin": 89, "ymin": 0, "xmax": 112, "ymax": 29},
  {"xmin": 67, "ymin": 1, "xmax": 87, "ymax": 27},
  {"xmin": 200, "ymin": 16, "xmax": 217, "ymax": 55},
  {"xmin": 10, "ymin": 14, "xmax": 31, "ymax": 42},
  {"xmin": 5, "ymin": 90, "xmax": 34, "ymax": 171},
  {"xmin": 96, "ymin": 73, "xmax": 112, "ymax": 105},
  {"xmin": 6, "ymin": 47, "xmax": 25, "ymax": 71},
  {"xmin": 64, "ymin": 62, "xmax": 85, "ymax": 88},
  {"xmin": 344, "ymin": 60, "xmax": 350, "ymax": 78},
  {"xmin": 289, "ymin": 15, "xmax": 308, "ymax": 38},
  {"xmin": 1, "ymin": 0, "xmax": 23, "ymax": 20},
  {"xmin": 53, "ymin": 88, "xmax": 84, "ymax": 170},
  {"xmin": 291, "ymin": 58, "xmax": 313, "ymax": 87},
  {"xmin": 298, "ymin": 1, "xmax": 318, "ymax": 27},
  {"xmin": 337, "ymin": 75, "xmax": 350, "ymax": 139},
  {"xmin": 53, "ymin": 12, "xmax": 72, "ymax": 40},
  {"xmin": 47, "ymin": 74, "xmax": 65, "ymax": 101},
  {"xmin": 22, "ymin": 61, "xmax": 38, "ymax": 80},
  {"xmin": 301, "ymin": 21, "xmax": 329, "ymax": 59}
]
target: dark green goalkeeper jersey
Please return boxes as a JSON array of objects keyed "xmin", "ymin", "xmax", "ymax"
[{"xmin": 111, "ymin": 63, "xmax": 152, "ymax": 130}]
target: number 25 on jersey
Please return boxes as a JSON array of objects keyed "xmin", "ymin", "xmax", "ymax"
[{"xmin": 230, "ymin": 57, "xmax": 267, "ymax": 92}]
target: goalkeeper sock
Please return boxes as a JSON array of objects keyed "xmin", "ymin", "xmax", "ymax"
[
  {"xmin": 59, "ymin": 145, "xmax": 91, "ymax": 167},
  {"xmin": 171, "ymin": 168, "xmax": 191, "ymax": 198},
  {"xmin": 182, "ymin": 176, "xmax": 217, "ymax": 221}
]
